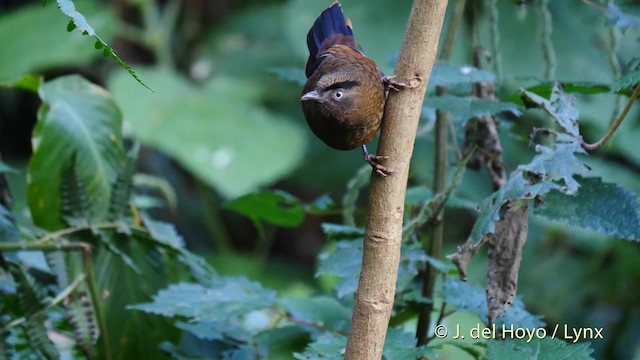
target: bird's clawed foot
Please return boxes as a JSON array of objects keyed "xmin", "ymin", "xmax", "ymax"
[
  {"xmin": 383, "ymin": 75, "xmax": 422, "ymax": 92},
  {"xmin": 364, "ymin": 153, "xmax": 394, "ymax": 177}
]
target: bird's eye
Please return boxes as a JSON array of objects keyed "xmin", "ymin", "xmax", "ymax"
[{"xmin": 334, "ymin": 91, "xmax": 344, "ymax": 99}]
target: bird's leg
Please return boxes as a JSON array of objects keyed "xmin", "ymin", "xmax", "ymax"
[
  {"xmin": 362, "ymin": 144, "xmax": 393, "ymax": 176},
  {"xmin": 382, "ymin": 74, "xmax": 422, "ymax": 92}
]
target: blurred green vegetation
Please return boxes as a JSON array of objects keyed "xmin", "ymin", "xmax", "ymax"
[{"xmin": 1, "ymin": 0, "xmax": 640, "ymax": 359}]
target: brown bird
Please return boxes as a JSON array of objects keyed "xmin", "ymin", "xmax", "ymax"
[{"xmin": 301, "ymin": 1, "xmax": 401, "ymax": 176}]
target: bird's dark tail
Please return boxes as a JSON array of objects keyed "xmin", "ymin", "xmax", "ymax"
[{"xmin": 305, "ymin": 1, "xmax": 361, "ymax": 77}]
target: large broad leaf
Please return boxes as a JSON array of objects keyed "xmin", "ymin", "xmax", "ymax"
[
  {"xmin": 225, "ymin": 191, "xmax": 305, "ymax": 228},
  {"xmin": 0, "ymin": 2, "xmax": 115, "ymax": 82},
  {"xmin": 109, "ymin": 68, "xmax": 306, "ymax": 198},
  {"xmin": 28, "ymin": 75, "xmax": 125, "ymax": 229},
  {"xmin": 536, "ymin": 177, "xmax": 640, "ymax": 241}
]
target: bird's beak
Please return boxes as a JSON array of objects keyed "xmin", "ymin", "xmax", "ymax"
[{"xmin": 301, "ymin": 90, "xmax": 321, "ymax": 102}]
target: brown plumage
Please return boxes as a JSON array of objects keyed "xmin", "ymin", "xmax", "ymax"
[{"xmin": 301, "ymin": 1, "xmax": 390, "ymax": 175}]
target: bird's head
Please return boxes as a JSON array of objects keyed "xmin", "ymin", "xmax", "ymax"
[{"xmin": 301, "ymin": 72, "xmax": 361, "ymax": 117}]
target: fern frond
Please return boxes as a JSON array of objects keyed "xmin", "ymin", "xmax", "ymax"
[
  {"xmin": 46, "ymin": 250, "xmax": 98, "ymax": 357},
  {"xmin": 108, "ymin": 144, "xmax": 139, "ymax": 230},
  {"xmin": 60, "ymin": 155, "xmax": 91, "ymax": 228},
  {"xmin": 8, "ymin": 261, "xmax": 59, "ymax": 360},
  {"xmin": 60, "ymin": 252, "xmax": 97, "ymax": 358}
]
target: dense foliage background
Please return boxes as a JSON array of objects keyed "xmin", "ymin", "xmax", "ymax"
[{"xmin": 1, "ymin": 0, "xmax": 639, "ymax": 359}]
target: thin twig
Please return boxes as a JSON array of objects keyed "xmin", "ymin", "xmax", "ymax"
[{"xmin": 582, "ymin": 81, "xmax": 640, "ymax": 151}]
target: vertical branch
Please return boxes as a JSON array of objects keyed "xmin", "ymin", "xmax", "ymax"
[
  {"xmin": 539, "ymin": 0, "xmax": 556, "ymax": 80},
  {"xmin": 415, "ymin": 0, "xmax": 466, "ymax": 346},
  {"xmin": 489, "ymin": 0, "xmax": 502, "ymax": 81},
  {"xmin": 606, "ymin": 0, "xmax": 622, "ymax": 127},
  {"xmin": 344, "ymin": 0, "xmax": 449, "ymax": 359}
]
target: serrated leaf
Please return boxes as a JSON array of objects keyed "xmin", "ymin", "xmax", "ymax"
[
  {"xmin": 293, "ymin": 333, "xmax": 346, "ymax": 360},
  {"xmin": 441, "ymin": 279, "xmax": 544, "ymax": 329},
  {"xmin": 176, "ymin": 320, "xmax": 249, "ymax": 342},
  {"xmin": 604, "ymin": 2, "xmax": 640, "ymax": 32},
  {"xmin": 140, "ymin": 213, "xmax": 184, "ymax": 249},
  {"xmin": 610, "ymin": 68, "xmax": 640, "ymax": 92},
  {"xmin": 109, "ymin": 68, "xmax": 306, "ymax": 198},
  {"xmin": 522, "ymin": 84, "xmax": 579, "ymax": 136},
  {"xmin": 423, "ymin": 95, "xmax": 521, "ymax": 126},
  {"xmin": 383, "ymin": 328, "xmax": 435, "ymax": 360},
  {"xmin": 56, "ymin": 0, "xmax": 95, "ymax": 35},
  {"xmin": 225, "ymin": 191, "xmax": 305, "ymax": 228},
  {"xmin": 536, "ymin": 177, "xmax": 640, "ymax": 240},
  {"xmin": 129, "ymin": 277, "xmax": 277, "ymax": 322},
  {"xmin": 487, "ymin": 337, "xmax": 594, "ymax": 360},
  {"xmin": 28, "ymin": 75, "xmax": 125, "ymax": 230},
  {"xmin": 430, "ymin": 63, "xmax": 495, "ymax": 87},
  {"xmin": 316, "ymin": 241, "xmax": 361, "ymax": 298},
  {"xmin": 317, "ymin": 240, "xmax": 444, "ymax": 298},
  {"xmin": 281, "ymin": 296, "xmax": 351, "ymax": 332},
  {"xmin": 471, "ymin": 85, "xmax": 590, "ymax": 242}
]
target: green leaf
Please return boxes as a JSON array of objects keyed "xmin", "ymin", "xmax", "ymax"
[
  {"xmin": 405, "ymin": 186, "xmax": 477, "ymax": 210},
  {"xmin": 510, "ymin": 81, "xmax": 625, "ymax": 106},
  {"xmin": 225, "ymin": 191, "xmax": 305, "ymax": 228},
  {"xmin": 0, "ymin": 2, "xmax": 115, "ymax": 82},
  {"xmin": 129, "ymin": 277, "xmax": 277, "ymax": 322},
  {"xmin": 176, "ymin": 320, "xmax": 249, "ymax": 342},
  {"xmin": 293, "ymin": 333, "xmax": 346, "ymax": 360},
  {"xmin": 487, "ymin": 337, "xmax": 594, "ymax": 360},
  {"xmin": 423, "ymin": 95, "xmax": 521, "ymax": 126},
  {"xmin": 610, "ymin": 68, "xmax": 640, "ymax": 92},
  {"xmin": 51, "ymin": 0, "xmax": 148, "ymax": 89},
  {"xmin": 320, "ymin": 223, "xmax": 365, "ymax": 240},
  {"xmin": 383, "ymin": 328, "xmax": 435, "ymax": 360},
  {"xmin": 0, "ymin": 205, "xmax": 19, "ymax": 242},
  {"xmin": 140, "ymin": 213, "xmax": 185, "ymax": 249},
  {"xmin": 281, "ymin": 296, "xmax": 351, "ymax": 332},
  {"xmin": 28, "ymin": 75, "xmax": 125, "ymax": 230},
  {"xmin": 471, "ymin": 84, "xmax": 590, "ymax": 241},
  {"xmin": 317, "ymin": 240, "xmax": 444, "ymax": 298},
  {"xmin": 522, "ymin": 85, "xmax": 579, "ymax": 136},
  {"xmin": 0, "ymin": 75, "xmax": 43, "ymax": 93},
  {"xmin": 56, "ymin": 0, "xmax": 95, "ymax": 35},
  {"xmin": 316, "ymin": 240, "xmax": 362, "ymax": 298},
  {"xmin": 305, "ymin": 194, "xmax": 336, "ymax": 214},
  {"xmin": 109, "ymin": 68, "xmax": 306, "ymax": 198},
  {"xmin": 8, "ymin": 262, "xmax": 59, "ymax": 360},
  {"xmin": 536, "ymin": 177, "xmax": 640, "ymax": 241},
  {"xmin": 441, "ymin": 279, "xmax": 544, "ymax": 329},
  {"xmin": 430, "ymin": 63, "xmax": 496, "ymax": 87}
]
